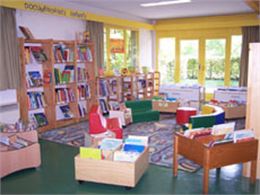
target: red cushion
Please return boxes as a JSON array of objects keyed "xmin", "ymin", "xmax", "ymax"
[
  {"xmin": 89, "ymin": 105, "xmax": 106, "ymax": 134},
  {"xmin": 176, "ymin": 107, "xmax": 197, "ymax": 125}
]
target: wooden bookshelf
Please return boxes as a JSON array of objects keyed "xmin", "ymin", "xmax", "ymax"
[
  {"xmin": 154, "ymin": 71, "xmax": 160, "ymax": 96},
  {"xmin": 96, "ymin": 72, "xmax": 160, "ymax": 105},
  {"xmin": 97, "ymin": 76, "xmax": 122, "ymax": 106},
  {"xmin": 135, "ymin": 73, "xmax": 147, "ymax": 100},
  {"xmin": 121, "ymin": 75, "xmax": 136, "ymax": 101},
  {"xmin": 145, "ymin": 72, "xmax": 154, "ymax": 99},
  {"xmin": 19, "ymin": 38, "xmax": 54, "ymax": 132},
  {"xmin": 19, "ymin": 38, "xmax": 97, "ymax": 132}
]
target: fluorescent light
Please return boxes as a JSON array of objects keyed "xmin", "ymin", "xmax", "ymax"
[{"xmin": 140, "ymin": 0, "xmax": 191, "ymax": 7}]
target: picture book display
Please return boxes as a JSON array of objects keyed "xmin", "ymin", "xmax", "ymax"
[
  {"xmin": 27, "ymin": 91, "xmax": 46, "ymax": 110},
  {"xmin": 53, "ymin": 44, "xmax": 74, "ymax": 63},
  {"xmin": 54, "ymin": 65, "xmax": 75, "ymax": 85},
  {"xmin": 29, "ymin": 112, "xmax": 48, "ymax": 127},
  {"xmin": 77, "ymin": 45, "xmax": 93, "ymax": 62},
  {"xmin": 24, "ymin": 46, "xmax": 48, "ymax": 64},
  {"xmin": 211, "ymin": 122, "xmax": 235, "ymax": 135},
  {"xmin": 26, "ymin": 71, "xmax": 43, "ymax": 88},
  {"xmin": 78, "ymin": 84, "xmax": 90, "ymax": 100},
  {"xmin": 56, "ymin": 104, "xmax": 74, "ymax": 120},
  {"xmin": 55, "ymin": 87, "xmax": 75, "ymax": 104},
  {"xmin": 78, "ymin": 101, "xmax": 87, "ymax": 117}
]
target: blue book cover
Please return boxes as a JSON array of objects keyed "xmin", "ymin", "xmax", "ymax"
[{"xmin": 123, "ymin": 144, "xmax": 145, "ymax": 153}]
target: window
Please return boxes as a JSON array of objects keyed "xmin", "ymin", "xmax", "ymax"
[
  {"xmin": 157, "ymin": 32, "xmax": 242, "ymax": 91},
  {"xmin": 205, "ymin": 39, "xmax": 226, "ymax": 90},
  {"xmin": 180, "ymin": 40, "xmax": 199, "ymax": 84},
  {"xmin": 104, "ymin": 27, "xmax": 138, "ymax": 72},
  {"xmin": 158, "ymin": 38, "xmax": 175, "ymax": 84},
  {"xmin": 230, "ymin": 35, "xmax": 242, "ymax": 86}
]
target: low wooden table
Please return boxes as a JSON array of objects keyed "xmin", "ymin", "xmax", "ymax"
[{"xmin": 173, "ymin": 132, "xmax": 258, "ymax": 194}]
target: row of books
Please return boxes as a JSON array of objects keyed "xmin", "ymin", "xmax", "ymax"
[
  {"xmin": 78, "ymin": 84, "xmax": 90, "ymax": 100},
  {"xmin": 183, "ymin": 123, "xmax": 255, "ymax": 146},
  {"xmin": 29, "ymin": 112, "xmax": 48, "ymax": 127},
  {"xmin": 78, "ymin": 102, "xmax": 87, "ymax": 117},
  {"xmin": 77, "ymin": 46, "xmax": 93, "ymax": 62},
  {"xmin": 54, "ymin": 65, "xmax": 75, "ymax": 84},
  {"xmin": 79, "ymin": 136, "xmax": 148, "ymax": 162},
  {"xmin": 24, "ymin": 46, "xmax": 48, "ymax": 64},
  {"xmin": 56, "ymin": 104, "xmax": 74, "ymax": 120},
  {"xmin": 77, "ymin": 67, "xmax": 87, "ymax": 82},
  {"xmin": 98, "ymin": 79, "xmax": 110, "ymax": 97},
  {"xmin": 0, "ymin": 135, "xmax": 30, "ymax": 149},
  {"xmin": 137, "ymin": 79, "xmax": 146, "ymax": 89},
  {"xmin": 26, "ymin": 71, "xmax": 43, "ymax": 88},
  {"xmin": 53, "ymin": 44, "xmax": 74, "ymax": 62},
  {"xmin": 27, "ymin": 92, "xmax": 46, "ymax": 110},
  {"xmin": 55, "ymin": 88, "xmax": 76, "ymax": 104}
]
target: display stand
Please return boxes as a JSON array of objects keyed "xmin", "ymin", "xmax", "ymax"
[
  {"xmin": 159, "ymin": 84, "xmax": 205, "ymax": 109},
  {"xmin": 173, "ymin": 132, "xmax": 258, "ymax": 194},
  {"xmin": 0, "ymin": 130, "xmax": 41, "ymax": 178},
  {"xmin": 75, "ymin": 147, "xmax": 149, "ymax": 187}
]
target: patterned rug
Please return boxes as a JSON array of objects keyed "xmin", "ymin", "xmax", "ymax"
[{"xmin": 40, "ymin": 115, "xmax": 245, "ymax": 170}]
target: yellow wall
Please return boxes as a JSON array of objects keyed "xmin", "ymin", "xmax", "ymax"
[{"xmin": 0, "ymin": 0, "xmax": 154, "ymax": 30}]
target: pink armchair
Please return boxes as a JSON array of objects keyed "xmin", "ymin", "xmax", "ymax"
[{"xmin": 89, "ymin": 105, "xmax": 123, "ymax": 139}]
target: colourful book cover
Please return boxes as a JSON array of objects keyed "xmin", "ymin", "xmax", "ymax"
[{"xmin": 80, "ymin": 147, "xmax": 101, "ymax": 159}]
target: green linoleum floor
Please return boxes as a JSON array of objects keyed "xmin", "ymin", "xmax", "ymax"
[{"xmin": 1, "ymin": 139, "xmax": 260, "ymax": 194}]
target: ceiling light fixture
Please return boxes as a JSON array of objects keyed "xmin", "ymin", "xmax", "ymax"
[{"xmin": 140, "ymin": 0, "xmax": 191, "ymax": 7}]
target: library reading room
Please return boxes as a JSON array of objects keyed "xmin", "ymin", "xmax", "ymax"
[{"xmin": 0, "ymin": 0, "xmax": 260, "ymax": 194}]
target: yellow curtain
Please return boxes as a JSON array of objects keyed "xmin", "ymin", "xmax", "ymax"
[
  {"xmin": 86, "ymin": 20, "xmax": 104, "ymax": 74},
  {"xmin": 0, "ymin": 7, "xmax": 21, "ymax": 90}
]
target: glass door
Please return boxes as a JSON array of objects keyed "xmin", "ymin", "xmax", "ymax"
[
  {"xmin": 205, "ymin": 39, "xmax": 226, "ymax": 92},
  {"xmin": 180, "ymin": 39, "xmax": 199, "ymax": 84},
  {"xmin": 158, "ymin": 38, "xmax": 175, "ymax": 84}
]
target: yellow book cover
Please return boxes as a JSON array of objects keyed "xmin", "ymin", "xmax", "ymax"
[{"xmin": 80, "ymin": 147, "xmax": 101, "ymax": 160}]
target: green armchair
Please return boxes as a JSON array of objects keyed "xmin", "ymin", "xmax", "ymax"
[{"xmin": 125, "ymin": 100, "xmax": 160, "ymax": 123}]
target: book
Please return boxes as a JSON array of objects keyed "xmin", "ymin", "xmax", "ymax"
[
  {"xmin": 27, "ymin": 71, "xmax": 43, "ymax": 87},
  {"xmin": 184, "ymin": 128, "xmax": 212, "ymax": 139},
  {"xmin": 99, "ymin": 138, "xmax": 122, "ymax": 151},
  {"xmin": 233, "ymin": 129, "xmax": 255, "ymax": 143},
  {"xmin": 113, "ymin": 150, "xmax": 140, "ymax": 162},
  {"xmin": 211, "ymin": 122, "xmax": 235, "ymax": 136},
  {"xmin": 80, "ymin": 147, "xmax": 101, "ymax": 160},
  {"xmin": 123, "ymin": 144, "xmax": 145, "ymax": 153},
  {"xmin": 58, "ymin": 104, "xmax": 73, "ymax": 119},
  {"xmin": 33, "ymin": 112, "xmax": 48, "ymax": 127},
  {"xmin": 125, "ymin": 135, "xmax": 149, "ymax": 146}
]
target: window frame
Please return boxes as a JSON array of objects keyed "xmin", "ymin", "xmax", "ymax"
[
  {"xmin": 104, "ymin": 25, "xmax": 139, "ymax": 71},
  {"xmin": 156, "ymin": 28, "xmax": 241, "ymax": 88}
]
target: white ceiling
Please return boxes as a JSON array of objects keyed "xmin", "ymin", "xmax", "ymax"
[
  {"xmin": 38, "ymin": 0, "xmax": 254, "ymax": 23},
  {"xmin": 68, "ymin": 0, "xmax": 253, "ymax": 20}
]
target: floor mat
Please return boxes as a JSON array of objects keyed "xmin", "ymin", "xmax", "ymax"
[{"xmin": 40, "ymin": 116, "xmax": 245, "ymax": 172}]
